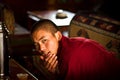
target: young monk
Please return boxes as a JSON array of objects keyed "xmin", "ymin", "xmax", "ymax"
[{"xmin": 31, "ymin": 19, "xmax": 120, "ymax": 80}]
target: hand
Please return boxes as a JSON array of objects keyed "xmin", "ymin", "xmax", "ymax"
[{"xmin": 40, "ymin": 54, "xmax": 58, "ymax": 73}]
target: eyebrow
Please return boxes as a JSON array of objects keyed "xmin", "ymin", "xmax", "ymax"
[{"xmin": 38, "ymin": 36, "xmax": 45, "ymax": 42}]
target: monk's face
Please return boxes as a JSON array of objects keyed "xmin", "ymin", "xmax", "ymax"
[{"xmin": 32, "ymin": 29, "xmax": 62, "ymax": 58}]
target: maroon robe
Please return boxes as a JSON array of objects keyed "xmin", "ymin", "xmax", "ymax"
[{"xmin": 57, "ymin": 36, "xmax": 120, "ymax": 80}]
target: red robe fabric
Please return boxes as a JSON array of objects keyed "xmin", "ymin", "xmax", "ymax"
[{"xmin": 57, "ymin": 36, "xmax": 120, "ymax": 80}]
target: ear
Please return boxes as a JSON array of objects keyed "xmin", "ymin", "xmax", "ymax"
[{"xmin": 55, "ymin": 31, "xmax": 62, "ymax": 41}]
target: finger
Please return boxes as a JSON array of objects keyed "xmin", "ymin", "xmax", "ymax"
[
  {"xmin": 45, "ymin": 53, "xmax": 53, "ymax": 62},
  {"xmin": 48, "ymin": 56, "xmax": 58, "ymax": 73},
  {"xmin": 48, "ymin": 55, "xmax": 57, "ymax": 70},
  {"xmin": 50, "ymin": 59, "xmax": 58, "ymax": 73},
  {"xmin": 50, "ymin": 56, "xmax": 58, "ymax": 68},
  {"xmin": 45, "ymin": 54, "xmax": 55, "ymax": 68},
  {"xmin": 40, "ymin": 56, "xmax": 44, "ymax": 60}
]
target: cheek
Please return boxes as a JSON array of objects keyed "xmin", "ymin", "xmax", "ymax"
[{"xmin": 47, "ymin": 40, "xmax": 58, "ymax": 52}]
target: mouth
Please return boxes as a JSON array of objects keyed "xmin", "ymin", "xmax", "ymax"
[{"xmin": 42, "ymin": 51, "xmax": 51, "ymax": 58}]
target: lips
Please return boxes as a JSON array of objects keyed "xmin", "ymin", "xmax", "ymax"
[{"xmin": 42, "ymin": 51, "xmax": 51, "ymax": 58}]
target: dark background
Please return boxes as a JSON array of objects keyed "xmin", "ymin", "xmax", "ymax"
[{"xmin": 0, "ymin": 0, "xmax": 120, "ymax": 29}]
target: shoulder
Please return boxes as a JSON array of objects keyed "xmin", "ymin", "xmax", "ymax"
[{"xmin": 61, "ymin": 36, "xmax": 111, "ymax": 54}]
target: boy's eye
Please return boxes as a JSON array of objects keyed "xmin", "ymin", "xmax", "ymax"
[{"xmin": 42, "ymin": 39, "xmax": 47, "ymax": 43}]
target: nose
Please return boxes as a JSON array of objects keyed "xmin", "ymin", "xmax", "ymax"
[{"xmin": 38, "ymin": 43, "xmax": 46, "ymax": 52}]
